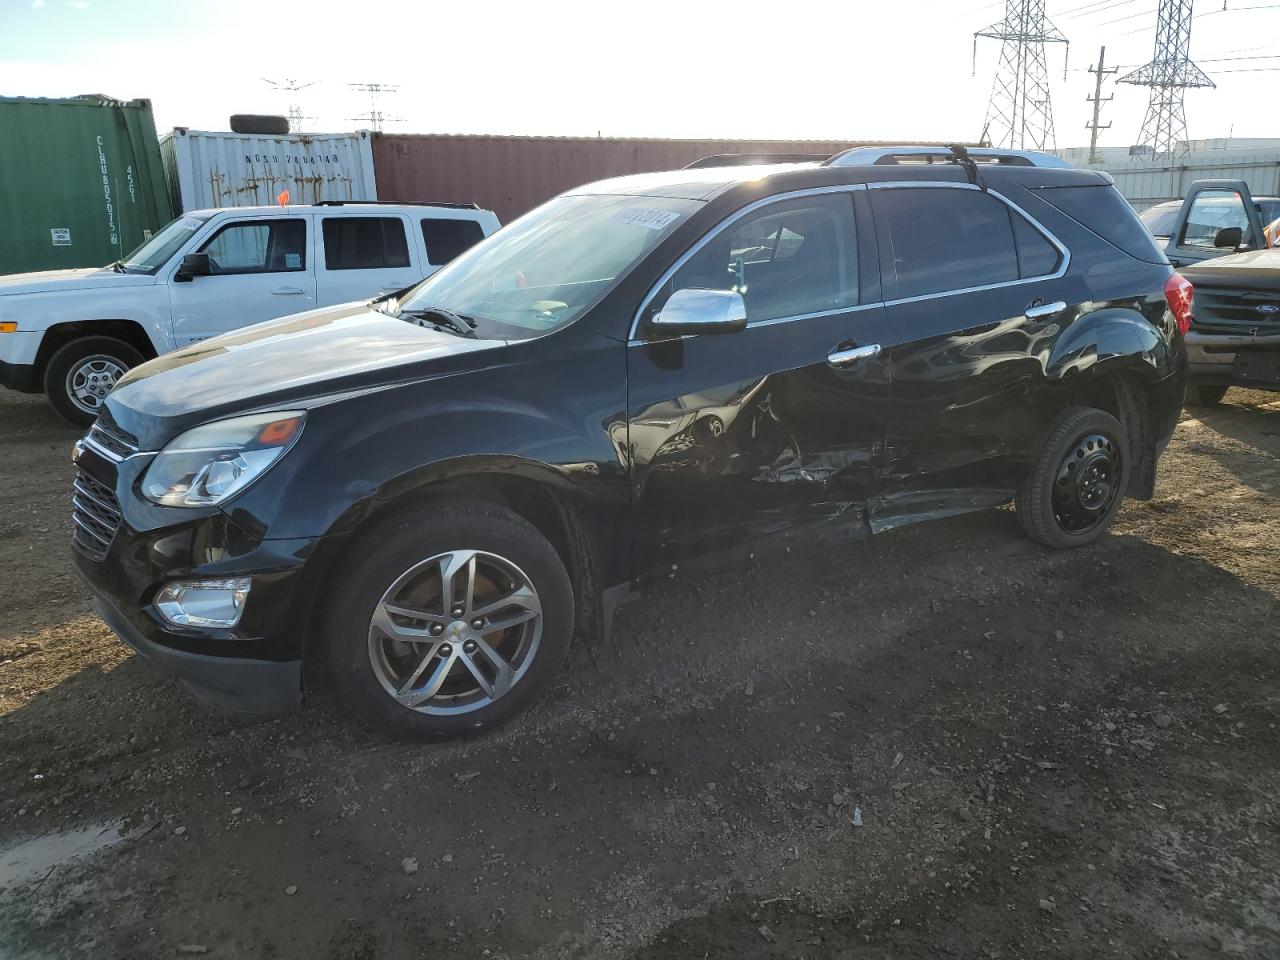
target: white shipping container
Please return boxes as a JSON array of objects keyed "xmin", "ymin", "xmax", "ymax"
[{"xmin": 159, "ymin": 128, "xmax": 378, "ymax": 212}]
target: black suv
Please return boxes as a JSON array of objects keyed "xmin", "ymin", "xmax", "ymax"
[{"xmin": 72, "ymin": 146, "xmax": 1189, "ymax": 739}]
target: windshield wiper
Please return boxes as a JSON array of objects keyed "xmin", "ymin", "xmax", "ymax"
[
  {"xmin": 401, "ymin": 305, "xmax": 479, "ymax": 339},
  {"xmin": 107, "ymin": 260, "xmax": 128, "ymax": 274}
]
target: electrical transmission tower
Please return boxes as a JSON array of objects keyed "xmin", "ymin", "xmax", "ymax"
[
  {"xmin": 975, "ymin": 0, "xmax": 1068, "ymax": 151},
  {"xmin": 1118, "ymin": 0, "xmax": 1214, "ymax": 160},
  {"xmin": 262, "ymin": 77, "xmax": 317, "ymax": 132},
  {"xmin": 348, "ymin": 82, "xmax": 404, "ymax": 132}
]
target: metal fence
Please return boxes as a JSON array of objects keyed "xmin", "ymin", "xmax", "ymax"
[{"xmin": 1083, "ymin": 149, "xmax": 1280, "ymax": 211}]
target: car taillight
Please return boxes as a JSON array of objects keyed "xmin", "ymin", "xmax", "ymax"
[{"xmin": 1165, "ymin": 272, "xmax": 1194, "ymax": 335}]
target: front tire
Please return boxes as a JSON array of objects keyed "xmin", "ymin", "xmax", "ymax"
[
  {"xmin": 1016, "ymin": 407, "xmax": 1130, "ymax": 549},
  {"xmin": 1185, "ymin": 384, "xmax": 1228, "ymax": 407},
  {"xmin": 44, "ymin": 336, "xmax": 144, "ymax": 426},
  {"xmin": 323, "ymin": 503, "xmax": 574, "ymax": 741}
]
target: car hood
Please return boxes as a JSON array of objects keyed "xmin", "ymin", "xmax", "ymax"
[
  {"xmin": 1181, "ymin": 248, "xmax": 1280, "ymax": 292},
  {"xmin": 0, "ymin": 266, "xmax": 150, "ymax": 296},
  {"xmin": 104, "ymin": 302, "xmax": 506, "ymax": 450}
]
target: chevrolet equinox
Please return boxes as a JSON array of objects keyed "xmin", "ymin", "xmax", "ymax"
[{"xmin": 72, "ymin": 147, "xmax": 1190, "ymax": 739}]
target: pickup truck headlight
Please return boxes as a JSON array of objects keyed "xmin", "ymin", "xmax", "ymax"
[{"xmin": 142, "ymin": 411, "xmax": 305, "ymax": 507}]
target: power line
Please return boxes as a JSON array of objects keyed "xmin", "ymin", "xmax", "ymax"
[{"xmin": 1085, "ymin": 46, "xmax": 1118, "ymax": 162}]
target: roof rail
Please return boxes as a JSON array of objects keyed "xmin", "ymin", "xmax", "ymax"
[
  {"xmin": 826, "ymin": 146, "xmax": 1071, "ymax": 170},
  {"xmin": 312, "ymin": 199, "xmax": 481, "ymax": 210},
  {"xmin": 683, "ymin": 153, "xmax": 830, "ymax": 169}
]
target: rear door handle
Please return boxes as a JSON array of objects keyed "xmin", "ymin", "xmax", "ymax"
[
  {"xmin": 271, "ymin": 286, "xmax": 305, "ymax": 296},
  {"xmin": 1024, "ymin": 300, "xmax": 1067, "ymax": 320},
  {"xmin": 827, "ymin": 343, "xmax": 881, "ymax": 368}
]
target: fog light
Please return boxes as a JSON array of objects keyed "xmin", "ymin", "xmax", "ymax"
[{"xmin": 154, "ymin": 577, "xmax": 252, "ymax": 629}]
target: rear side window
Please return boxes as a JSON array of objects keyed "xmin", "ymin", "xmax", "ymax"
[
  {"xmin": 877, "ymin": 188, "xmax": 1019, "ymax": 299},
  {"xmin": 322, "ymin": 217, "xmax": 410, "ymax": 270},
  {"xmin": 421, "ymin": 218, "xmax": 486, "ymax": 266},
  {"xmin": 1033, "ymin": 184, "xmax": 1167, "ymax": 264},
  {"xmin": 1012, "ymin": 214, "xmax": 1061, "ymax": 278}
]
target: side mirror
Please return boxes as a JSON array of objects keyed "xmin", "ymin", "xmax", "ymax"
[
  {"xmin": 1213, "ymin": 226, "xmax": 1244, "ymax": 250},
  {"xmin": 175, "ymin": 252, "xmax": 212, "ymax": 281},
  {"xmin": 647, "ymin": 288, "xmax": 747, "ymax": 336}
]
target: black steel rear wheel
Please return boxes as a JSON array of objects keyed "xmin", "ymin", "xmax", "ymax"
[{"xmin": 1017, "ymin": 407, "xmax": 1131, "ymax": 549}]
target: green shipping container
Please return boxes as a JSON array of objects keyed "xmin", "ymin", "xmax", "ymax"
[{"xmin": 0, "ymin": 95, "xmax": 174, "ymax": 276}]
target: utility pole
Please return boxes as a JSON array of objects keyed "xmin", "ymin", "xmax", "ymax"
[
  {"xmin": 1118, "ymin": 0, "xmax": 1214, "ymax": 160},
  {"xmin": 1085, "ymin": 47, "xmax": 1116, "ymax": 164},
  {"xmin": 974, "ymin": 0, "xmax": 1069, "ymax": 151},
  {"xmin": 262, "ymin": 78, "xmax": 317, "ymax": 133}
]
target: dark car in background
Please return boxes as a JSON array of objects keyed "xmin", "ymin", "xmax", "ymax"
[
  {"xmin": 71, "ymin": 146, "xmax": 1188, "ymax": 740},
  {"xmin": 1139, "ymin": 181, "xmax": 1280, "ymax": 267}
]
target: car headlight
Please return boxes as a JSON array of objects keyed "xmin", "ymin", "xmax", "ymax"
[{"xmin": 142, "ymin": 411, "xmax": 306, "ymax": 507}]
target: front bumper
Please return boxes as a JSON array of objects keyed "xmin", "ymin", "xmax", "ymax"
[
  {"xmin": 71, "ymin": 441, "xmax": 344, "ymax": 716},
  {"xmin": 1185, "ymin": 329, "xmax": 1280, "ymax": 390},
  {"xmin": 0, "ymin": 331, "xmax": 43, "ymax": 392},
  {"xmin": 90, "ymin": 591, "xmax": 302, "ymax": 715}
]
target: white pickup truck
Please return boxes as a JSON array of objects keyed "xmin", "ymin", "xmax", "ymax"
[{"xmin": 0, "ymin": 201, "xmax": 500, "ymax": 424}]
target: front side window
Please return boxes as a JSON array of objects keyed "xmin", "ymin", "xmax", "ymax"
[
  {"xmin": 398, "ymin": 194, "xmax": 699, "ymax": 340},
  {"xmin": 422, "ymin": 218, "xmax": 486, "ymax": 265},
  {"xmin": 200, "ymin": 219, "xmax": 306, "ymax": 274},
  {"xmin": 660, "ymin": 193, "xmax": 858, "ymax": 323},
  {"xmin": 878, "ymin": 188, "xmax": 1019, "ymax": 299},
  {"xmin": 323, "ymin": 217, "xmax": 411, "ymax": 270},
  {"xmin": 1180, "ymin": 191, "xmax": 1252, "ymax": 248}
]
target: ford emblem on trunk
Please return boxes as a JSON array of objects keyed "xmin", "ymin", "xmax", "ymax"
[{"xmin": 1258, "ymin": 304, "xmax": 1280, "ymax": 315}]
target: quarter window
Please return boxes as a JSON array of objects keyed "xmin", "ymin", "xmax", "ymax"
[
  {"xmin": 322, "ymin": 217, "xmax": 411, "ymax": 270},
  {"xmin": 877, "ymin": 188, "xmax": 1020, "ymax": 299},
  {"xmin": 199, "ymin": 219, "xmax": 306, "ymax": 274},
  {"xmin": 421, "ymin": 218, "xmax": 486, "ymax": 265},
  {"xmin": 663, "ymin": 193, "xmax": 858, "ymax": 323}
]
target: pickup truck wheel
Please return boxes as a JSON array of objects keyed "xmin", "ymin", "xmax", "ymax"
[
  {"xmin": 44, "ymin": 336, "xmax": 144, "ymax": 426},
  {"xmin": 1185, "ymin": 384, "xmax": 1228, "ymax": 407},
  {"xmin": 323, "ymin": 504, "xmax": 574, "ymax": 741},
  {"xmin": 1016, "ymin": 407, "xmax": 1130, "ymax": 549}
]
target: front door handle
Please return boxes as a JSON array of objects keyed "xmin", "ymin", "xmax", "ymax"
[
  {"xmin": 271, "ymin": 286, "xmax": 305, "ymax": 296},
  {"xmin": 1024, "ymin": 300, "xmax": 1067, "ymax": 320},
  {"xmin": 827, "ymin": 343, "xmax": 882, "ymax": 368}
]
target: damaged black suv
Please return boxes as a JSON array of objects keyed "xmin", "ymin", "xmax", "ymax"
[{"xmin": 73, "ymin": 146, "xmax": 1188, "ymax": 739}]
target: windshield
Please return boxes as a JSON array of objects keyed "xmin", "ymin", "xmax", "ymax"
[
  {"xmin": 1139, "ymin": 203, "xmax": 1180, "ymax": 238},
  {"xmin": 398, "ymin": 194, "xmax": 701, "ymax": 339},
  {"xmin": 119, "ymin": 215, "xmax": 211, "ymax": 273}
]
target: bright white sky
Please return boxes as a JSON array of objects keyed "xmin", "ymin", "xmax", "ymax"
[{"xmin": 1, "ymin": 0, "xmax": 1277, "ymax": 149}]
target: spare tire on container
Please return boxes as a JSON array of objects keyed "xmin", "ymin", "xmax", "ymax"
[{"xmin": 229, "ymin": 114, "xmax": 290, "ymax": 135}]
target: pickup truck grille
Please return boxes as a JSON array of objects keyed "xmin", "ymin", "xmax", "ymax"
[
  {"xmin": 1192, "ymin": 289, "xmax": 1280, "ymax": 337},
  {"xmin": 72, "ymin": 470, "xmax": 122, "ymax": 562}
]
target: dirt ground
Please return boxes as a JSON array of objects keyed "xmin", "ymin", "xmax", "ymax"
[{"xmin": 1, "ymin": 385, "xmax": 1278, "ymax": 960}]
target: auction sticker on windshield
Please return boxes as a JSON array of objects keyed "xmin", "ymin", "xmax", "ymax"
[{"xmin": 617, "ymin": 207, "xmax": 682, "ymax": 231}]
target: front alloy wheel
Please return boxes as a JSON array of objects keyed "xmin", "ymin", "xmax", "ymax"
[
  {"xmin": 324, "ymin": 503, "xmax": 574, "ymax": 740},
  {"xmin": 368, "ymin": 549, "xmax": 543, "ymax": 715}
]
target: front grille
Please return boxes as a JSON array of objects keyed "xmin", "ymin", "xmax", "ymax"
[
  {"xmin": 88, "ymin": 420, "xmax": 140, "ymax": 459},
  {"xmin": 1192, "ymin": 289, "xmax": 1280, "ymax": 337},
  {"xmin": 72, "ymin": 470, "xmax": 122, "ymax": 562}
]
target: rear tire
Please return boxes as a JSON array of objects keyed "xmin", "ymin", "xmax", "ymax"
[
  {"xmin": 1185, "ymin": 384, "xmax": 1228, "ymax": 407},
  {"xmin": 1016, "ymin": 407, "xmax": 1130, "ymax": 549},
  {"xmin": 323, "ymin": 503, "xmax": 574, "ymax": 741},
  {"xmin": 44, "ymin": 336, "xmax": 144, "ymax": 427}
]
